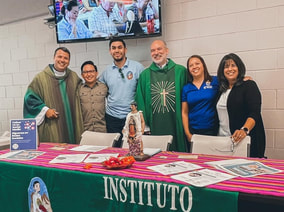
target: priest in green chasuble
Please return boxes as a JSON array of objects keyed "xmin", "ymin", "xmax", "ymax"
[
  {"xmin": 23, "ymin": 47, "xmax": 83, "ymax": 144},
  {"xmin": 136, "ymin": 40, "xmax": 188, "ymax": 152}
]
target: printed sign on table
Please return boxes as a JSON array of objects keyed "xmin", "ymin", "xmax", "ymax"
[{"xmin": 10, "ymin": 119, "xmax": 37, "ymax": 151}]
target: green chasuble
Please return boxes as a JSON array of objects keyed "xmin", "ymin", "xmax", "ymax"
[
  {"xmin": 23, "ymin": 65, "xmax": 83, "ymax": 144},
  {"xmin": 136, "ymin": 59, "xmax": 188, "ymax": 152}
]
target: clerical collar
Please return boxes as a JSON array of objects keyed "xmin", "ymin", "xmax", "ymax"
[
  {"xmin": 156, "ymin": 59, "xmax": 168, "ymax": 69},
  {"xmin": 52, "ymin": 66, "xmax": 66, "ymax": 77}
]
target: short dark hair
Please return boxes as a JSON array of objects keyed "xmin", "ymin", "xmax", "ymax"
[
  {"xmin": 186, "ymin": 55, "xmax": 212, "ymax": 83},
  {"xmin": 81, "ymin": 61, "xmax": 98, "ymax": 74},
  {"xmin": 54, "ymin": 47, "xmax": 71, "ymax": 58},
  {"xmin": 33, "ymin": 181, "xmax": 40, "ymax": 187},
  {"xmin": 217, "ymin": 53, "xmax": 246, "ymax": 92},
  {"xmin": 61, "ymin": 0, "xmax": 78, "ymax": 16},
  {"xmin": 130, "ymin": 101, "xmax": 137, "ymax": 107},
  {"xmin": 109, "ymin": 37, "xmax": 126, "ymax": 49}
]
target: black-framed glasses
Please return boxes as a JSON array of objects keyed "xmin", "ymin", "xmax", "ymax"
[
  {"xmin": 215, "ymin": 137, "xmax": 238, "ymax": 152},
  {"xmin": 118, "ymin": 68, "xmax": 124, "ymax": 79},
  {"xmin": 82, "ymin": 70, "xmax": 96, "ymax": 75}
]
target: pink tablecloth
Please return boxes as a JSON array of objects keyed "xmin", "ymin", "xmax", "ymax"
[{"xmin": 1, "ymin": 143, "xmax": 284, "ymax": 197}]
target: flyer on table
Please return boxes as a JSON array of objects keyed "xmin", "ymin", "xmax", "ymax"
[{"xmin": 10, "ymin": 119, "xmax": 37, "ymax": 151}]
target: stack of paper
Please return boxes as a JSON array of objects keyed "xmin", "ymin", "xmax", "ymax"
[
  {"xmin": 49, "ymin": 154, "xmax": 88, "ymax": 163},
  {"xmin": 0, "ymin": 150, "xmax": 44, "ymax": 160},
  {"xmin": 148, "ymin": 161, "xmax": 235, "ymax": 187},
  {"xmin": 69, "ymin": 145, "xmax": 108, "ymax": 152},
  {"xmin": 206, "ymin": 159, "xmax": 281, "ymax": 177},
  {"xmin": 171, "ymin": 169, "xmax": 235, "ymax": 187},
  {"xmin": 84, "ymin": 153, "xmax": 119, "ymax": 163},
  {"xmin": 147, "ymin": 161, "xmax": 202, "ymax": 175}
]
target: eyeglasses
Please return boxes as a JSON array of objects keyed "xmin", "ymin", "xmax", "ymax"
[
  {"xmin": 118, "ymin": 68, "xmax": 124, "ymax": 79},
  {"xmin": 215, "ymin": 137, "xmax": 238, "ymax": 152},
  {"xmin": 82, "ymin": 70, "xmax": 96, "ymax": 75}
]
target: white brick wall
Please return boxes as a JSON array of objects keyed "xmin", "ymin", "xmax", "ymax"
[
  {"xmin": 0, "ymin": 0, "xmax": 283, "ymax": 159},
  {"xmin": 0, "ymin": 87, "xmax": 5, "ymax": 98}
]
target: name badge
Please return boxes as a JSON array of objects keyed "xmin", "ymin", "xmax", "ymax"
[{"xmin": 203, "ymin": 80, "xmax": 212, "ymax": 89}]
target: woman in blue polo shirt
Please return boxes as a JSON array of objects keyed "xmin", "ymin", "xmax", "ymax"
[{"xmin": 181, "ymin": 55, "xmax": 219, "ymax": 145}]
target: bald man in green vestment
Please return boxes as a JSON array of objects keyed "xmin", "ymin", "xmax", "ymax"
[
  {"xmin": 135, "ymin": 40, "xmax": 188, "ymax": 152},
  {"xmin": 23, "ymin": 47, "xmax": 83, "ymax": 144}
]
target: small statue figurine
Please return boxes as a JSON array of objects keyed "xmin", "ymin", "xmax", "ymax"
[{"xmin": 123, "ymin": 101, "xmax": 145, "ymax": 156}]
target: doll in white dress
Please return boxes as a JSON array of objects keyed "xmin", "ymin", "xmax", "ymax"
[{"xmin": 123, "ymin": 101, "xmax": 145, "ymax": 156}]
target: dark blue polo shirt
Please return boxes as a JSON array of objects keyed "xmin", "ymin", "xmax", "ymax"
[{"xmin": 182, "ymin": 76, "xmax": 219, "ymax": 130}]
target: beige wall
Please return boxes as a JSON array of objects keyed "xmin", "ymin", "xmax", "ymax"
[{"xmin": 0, "ymin": 0, "xmax": 283, "ymax": 159}]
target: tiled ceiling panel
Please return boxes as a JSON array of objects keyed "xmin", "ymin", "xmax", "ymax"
[{"xmin": 0, "ymin": 0, "xmax": 51, "ymax": 25}]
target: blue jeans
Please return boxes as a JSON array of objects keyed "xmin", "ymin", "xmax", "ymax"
[{"xmin": 105, "ymin": 113, "xmax": 126, "ymax": 147}]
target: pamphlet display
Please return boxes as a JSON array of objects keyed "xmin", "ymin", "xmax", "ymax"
[{"xmin": 10, "ymin": 119, "xmax": 37, "ymax": 151}]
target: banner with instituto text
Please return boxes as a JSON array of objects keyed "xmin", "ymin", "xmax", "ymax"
[{"xmin": 0, "ymin": 161, "xmax": 238, "ymax": 212}]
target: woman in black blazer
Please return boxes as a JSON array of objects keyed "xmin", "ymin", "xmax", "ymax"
[{"xmin": 216, "ymin": 53, "xmax": 266, "ymax": 158}]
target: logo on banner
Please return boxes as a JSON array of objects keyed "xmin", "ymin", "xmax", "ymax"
[{"xmin": 28, "ymin": 177, "xmax": 53, "ymax": 212}]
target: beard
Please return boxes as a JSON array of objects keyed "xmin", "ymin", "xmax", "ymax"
[
  {"xmin": 113, "ymin": 55, "xmax": 125, "ymax": 62},
  {"xmin": 152, "ymin": 55, "xmax": 167, "ymax": 66}
]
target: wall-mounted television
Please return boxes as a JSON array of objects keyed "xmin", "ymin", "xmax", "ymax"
[{"xmin": 53, "ymin": 0, "xmax": 162, "ymax": 43}]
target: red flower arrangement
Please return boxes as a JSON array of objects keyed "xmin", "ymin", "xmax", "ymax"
[{"xmin": 102, "ymin": 156, "xmax": 135, "ymax": 169}]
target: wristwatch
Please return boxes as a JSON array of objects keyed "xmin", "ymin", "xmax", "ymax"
[{"xmin": 241, "ymin": 127, "xmax": 249, "ymax": 135}]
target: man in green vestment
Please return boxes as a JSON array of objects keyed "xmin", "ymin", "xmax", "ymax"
[
  {"xmin": 23, "ymin": 47, "xmax": 83, "ymax": 144},
  {"xmin": 135, "ymin": 40, "xmax": 188, "ymax": 152}
]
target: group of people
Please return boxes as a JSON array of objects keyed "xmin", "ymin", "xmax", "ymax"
[
  {"xmin": 181, "ymin": 54, "xmax": 266, "ymax": 158},
  {"xmin": 23, "ymin": 37, "xmax": 266, "ymax": 158},
  {"xmin": 56, "ymin": 0, "xmax": 159, "ymax": 40}
]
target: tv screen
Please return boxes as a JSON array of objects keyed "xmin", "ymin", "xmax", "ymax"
[{"xmin": 53, "ymin": 0, "xmax": 162, "ymax": 43}]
